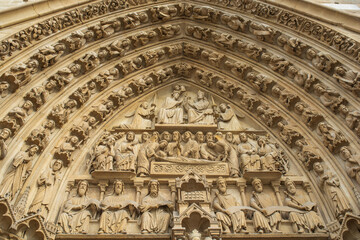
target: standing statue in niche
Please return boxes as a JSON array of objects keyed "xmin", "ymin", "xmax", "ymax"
[
  {"xmin": 213, "ymin": 177, "xmax": 248, "ymax": 233},
  {"xmin": 0, "ymin": 145, "xmax": 39, "ymax": 201},
  {"xmin": 28, "ymin": 160, "xmax": 63, "ymax": 219},
  {"xmin": 283, "ymin": 178, "xmax": 327, "ymax": 233},
  {"xmin": 98, "ymin": 180, "xmax": 138, "ymax": 234},
  {"xmin": 184, "ymin": 90, "xmax": 215, "ymax": 124},
  {"xmin": 115, "ymin": 131, "xmax": 138, "ymax": 172},
  {"xmin": 313, "ymin": 162, "xmax": 352, "ymax": 222},
  {"xmin": 139, "ymin": 179, "xmax": 173, "ymax": 234},
  {"xmin": 217, "ymin": 103, "xmax": 243, "ymax": 130},
  {"xmin": 130, "ymin": 102, "xmax": 156, "ymax": 129},
  {"xmin": 158, "ymin": 85, "xmax": 186, "ymax": 124},
  {"xmin": 250, "ymin": 178, "xmax": 282, "ymax": 233},
  {"xmin": 57, "ymin": 180, "xmax": 100, "ymax": 234}
]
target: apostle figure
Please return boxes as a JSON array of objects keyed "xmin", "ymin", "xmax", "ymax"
[
  {"xmin": 165, "ymin": 131, "xmax": 181, "ymax": 157},
  {"xmin": 57, "ymin": 180, "xmax": 100, "ymax": 234},
  {"xmin": 93, "ymin": 136, "xmax": 115, "ymax": 171},
  {"xmin": 115, "ymin": 131, "xmax": 138, "ymax": 171},
  {"xmin": 184, "ymin": 90, "xmax": 215, "ymax": 124},
  {"xmin": 158, "ymin": 85, "xmax": 186, "ymax": 124},
  {"xmin": 213, "ymin": 177, "xmax": 248, "ymax": 233},
  {"xmin": 217, "ymin": 103, "xmax": 243, "ymax": 130},
  {"xmin": 0, "ymin": 145, "xmax": 39, "ymax": 201},
  {"xmin": 257, "ymin": 137, "xmax": 278, "ymax": 171},
  {"xmin": 0, "ymin": 128, "xmax": 11, "ymax": 160},
  {"xmin": 28, "ymin": 160, "xmax": 63, "ymax": 219},
  {"xmin": 130, "ymin": 102, "xmax": 156, "ymax": 129},
  {"xmin": 250, "ymin": 178, "xmax": 282, "ymax": 233},
  {"xmin": 181, "ymin": 131, "xmax": 200, "ymax": 158},
  {"xmin": 283, "ymin": 178, "xmax": 327, "ymax": 233},
  {"xmin": 313, "ymin": 162, "xmax": 352, "ymax": 221},
  {"xmin": 139, "ymin": 179, "xmax": 173, "ymax": 234},
  {"xmin": 98, "ymin": 180, "xmax": 138, "ymax": 234},
  {"xmin": 237, "ymin": 133, "xmax": 259, "ymax": 172}
]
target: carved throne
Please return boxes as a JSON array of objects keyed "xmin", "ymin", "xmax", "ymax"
[{"xmin": 172, "ymin": 171, "xmax": 221, "ymax": 240}]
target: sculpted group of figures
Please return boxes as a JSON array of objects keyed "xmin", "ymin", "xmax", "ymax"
[
  {"xmin": 126, "ymin": 85, "xmax": 243, "ymax": 130},
  {"xmin": 57, "ymin": 178, "xmax": 327, "ymax": 235},
  {"xmin": 57, "ymin": 179, "xmax": 173, "ymax": 234},
  {"xmin": 92, "ymin": 130, "xmax": 287, "ymax": 177}
]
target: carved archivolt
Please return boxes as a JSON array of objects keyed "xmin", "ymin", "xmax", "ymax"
[{"xmin": 0, "ymin": 1, "xmax": 359, "ymax": 240}]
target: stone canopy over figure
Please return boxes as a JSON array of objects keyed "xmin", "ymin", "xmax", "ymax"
[
  {"xmin": 57, "ymin": 180, "xmax": 100, "ymax": 234},
  {"xmin": 139, "ymin": 179, "xmax": 173, "ymax": 234},
  {"xmin": 99, "ymin": 180, "xmax": 138, "ymax": 234},
  {"xmin": 213, "ymin": 177, "xmax": 248, "ymax": 233}
]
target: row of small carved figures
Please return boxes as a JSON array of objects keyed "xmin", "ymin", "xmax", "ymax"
[
  {"xmin": 56, "ymin": 178, "xmax": 328, "ymax": 235},
  {"xmin": 89, "ymin": 131, "xmax": 289, "ymax": 175}
]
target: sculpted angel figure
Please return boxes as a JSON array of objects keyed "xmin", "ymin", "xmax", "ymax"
[
  {"xmin": 57, "ymin": 180, "xmax": 100, "ymax": 234},
  {"xmin": 217, "ymin": 103, "xmax": 243, "ymax": 130},
  {"xmin": 98, "ymin": 180, "xmax": 138, "ymax": 234},
  {"xmin": 213, "ymin": 177, "xmax": 248, "ymax": 233},
  {"xmin": 130, "ymin": 102, "xmax": 156, "ymax": 129},
  {"xmin": 139, "ymin": 179, "xmax": 173, "ymax": 234}
]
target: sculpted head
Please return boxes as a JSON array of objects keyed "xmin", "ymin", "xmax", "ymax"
[
  {"xmin": 183, "ymin": 131, "xmax": 192, "ymax": 142},
  {"xmin": 239, "ymin": 133, "xmax": 247, "ymax": 143},
  {"xmin": 206, "ymin": 132, "xmax": 214, "ymax": 142},
  {"xmin": 0, "ymin": 128, "xmax": 11, "ymax": 140},
  {"xmin": 126, "ymin": 131, "xmax": 135, "ymax": 142},
  {"xmin": 284, "ymin": 178, "xmax": 296, "ymax": 195},
  {"xmin": 195, "ymin": 131, "xmax": 204, "ymax": 143},
  {"xmin": 197, "ymin": 90, "xmax": 205, "ymax": 100},
  {"xmin": 219, "ymin": 103, "xmax": 227, "ymax": 113},
  {"xmin": 148, "ymin": 179, "xmax": 159, "ymax": 197},
  {"xmin": 313, "ymin": 162, "xmax": 324, "ymax": 174},
  {"xmin": 152, "ymin": 131, "xmax": 160, "ymax": 142},
  {"xmin": 114, "ymin": 180, "xmax": 124, "ymax": 195},
  {"xmin": 217, "ymin": 177, "xmax": 227, "ymax": 194},
  {"xmin": 161, "ymin": 131, "xmax": 171, "ymax": 142},
  {"xmin": 225, "ymin": 132, "xmax": 233, "ymax": 143},
  {"xmin": 141, "ymin": 132, "xmax": 150, "ymax": 143},
  {"xmin": 340, "ymin": 146, "xmax": 352, "ymax": 159},
  {"xmin": 52, "ymin": 160, "xmax": 63, "ymax": 172},
  {"xmin": 172, "ymin": 131, "xmax": 181, "ymax": 142},
  {"xmin": 28, "ymin": 145, "xmax": 39, "ymax": 156},
  {"xmin": 77, "ymin": 180, "xmax": 89, "ymax": 197},
  {"xmin": 252, "ymin": 178, "xmax": 263, "ymax": 193},
  {"xmin": 159, "ymin": 140, "xmax": 168, "ymax": 149}
]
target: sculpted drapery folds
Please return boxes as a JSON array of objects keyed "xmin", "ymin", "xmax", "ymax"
[
  {"xmin": 139, "ymin": 179, "xmax": 173, "ymax": 234},
  {"xmin": 0, "ymin": 145, "xmax": 39, "ymax": 201},
  {"xmin": 184, "ymin": 90, "xmax": 215, "ymax": 125},
  {"xmin": 57, "ymin": 180, "xmax": 100, "ymax": 234},
  {"xmin": 115, "ymin": 131, "xmax": 138, "ymax": 172},
  {"xmin": 217, "ymin": 103, "xmax": 243, "ymax": 131},
  {"xmin": 93, "ymin": 136, "xmax": 115, "ymax": 171},
  {"xmin": 283, "ymin": 178, "xmax": 327, "ymax": 234},
  {"xmin": 213, "ymin": 177, "xmax": 248, "ymax": 234},
  {"xmin": 28, "ymin": 159, "xmax": 63, "ymax": 219},
  {"xmin": 313, "ymin": 162, "xmax": 352, "ymax": 221},
  {"xmin": 237, "ymin": 133, "xmax": 259, "ymax": 172},
  {"xmin": 99, "ymin": 180, "xmax": 138, "ymax": 234},
  {"xmin": 158, "ymin": 85, "xmax": 186, "ymax": 124},
  {"xmin": 250, "ymin": 178, "xmax": 282, "ymax": 233},
  {"xmin": 130, "ymin": 102, "xmax": 156, "ymax": 129}
]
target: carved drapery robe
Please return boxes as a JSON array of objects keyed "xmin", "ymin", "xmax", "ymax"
[
  {"xmin": 218, "ymin": 107, "xmax": 243, "ymax": 130},
  {"xmin": 238, "ymin": 142, "xmax": 259, "ymax": 172},
  {"xmin": 58, "ymin": 195, "xmax": 98, "ymax": 234},
  {"xmin": 130, "ymin": 105, "xmax": 154, "ymax": 129},
  {"xmin": 115, "ymin": 140, "xmax": 138, "ymax": 171},
  {"xmin": 139, "ymin": 194, "xmax": 172, "ymax": 233},
  {"xmin": 99, "ymin": 194, "xmax": 136, "ymax": 233},
  {"xmin": 0, "ymin": 151, "xmax": 34, "ymax": 200},
  {"xmin": 137, "ymin": 141, "xmax": 159, "ymax": 176},
  {"xmin": 214, "ymin": 193, "xmax": 247, "ymax": 232},
  {"xmin": 250, "ymin": 192, "xmax": 281, "ymax": 232},
  {"xmin": 158, "ymin": 96, "xmax": 183, "ymax": 124},
  {"xmin": 186, "ymin": 98, "xmax": 214, "ymax": 124},
  {"xmin": 28, "ymin": 168, "xmax": 62, "ymax": 218},
  {"xmin": 284, "ymin": 192, "xmax": 325, "ymax": 232},
  {"xmin": 182, "ymin": 139, "xmax": 200, "ymax": 158}
]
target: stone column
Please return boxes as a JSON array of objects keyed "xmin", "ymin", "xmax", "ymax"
[
  {"xmin": 236, "ymin": 181, "xmax": 247, "ymax": 205},
  {"xmin": 271, "ymin": 180, "xmax": 283, "ymax": 206}
]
